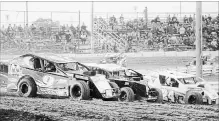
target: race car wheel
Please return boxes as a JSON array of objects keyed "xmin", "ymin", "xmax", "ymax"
[
  {"xmin": 18, "ymin": 78, "xmax": 37, "ymax": 97},
  {"xmin": 184, "ymin": 91, "xmax": 203, "ymax": 104},
  {"xmin": 148, "ymin": 88, "xmax": 163, "ymax": 103},
  {"xmin": 70, "ymin": 81, "xmax": 90, "ymax": 100},
  {"xmin": 102, "ymin": 82, "xmax": 119, "ymax": 101},
  {"xmin": 118, "ymin": 87, "xmax": 134, "ymax": 102}
]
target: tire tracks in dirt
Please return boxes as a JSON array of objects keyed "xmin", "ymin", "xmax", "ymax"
[{"xmin": 0, "ymin": 95, "xmax": 219, "ymax": 121}]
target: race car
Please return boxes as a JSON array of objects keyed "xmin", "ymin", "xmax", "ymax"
[
  {"xmin": 144, "ymin": 70, "xmax": 219, "ymax": 105},
  {"xmin": 84, "ymin": 63, "xmax": 163, "ymax": 102},
  {"xmin": 0, "ymin": 53, "xmax": 120, "ymax": 100},
  {"xmin": 99, "ymin": 53, "xmax": 127, "ymax": 67}
]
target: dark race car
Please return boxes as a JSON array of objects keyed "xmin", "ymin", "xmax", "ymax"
[
  {"xmin": 0, "ymin": 53, "xmax": 120, "ymax": 100},
  {"xmin": 85, "ymin": 63, "xmax": 163, "ymax": 102}
]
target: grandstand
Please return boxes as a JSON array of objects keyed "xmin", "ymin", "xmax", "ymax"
[{"xmin": 0, "ymin": 8, "xmax": 218, "ymax": 54}]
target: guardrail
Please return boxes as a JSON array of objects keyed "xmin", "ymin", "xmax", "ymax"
[{"xmin": 168, "ymin": 65, "xmax": 219, "ymax": 77}]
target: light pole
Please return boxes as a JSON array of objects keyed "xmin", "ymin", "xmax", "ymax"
[
  {"xmin": 91, "ymin": 1, "xmax": 94, "ymax": 53},
  {"xmin": 26, "ymin": 1, "xmax": 28, "ymax": 25},
  {"xmin": 196, "ymin": 1, "xmax": 202, "ymax": 79}
]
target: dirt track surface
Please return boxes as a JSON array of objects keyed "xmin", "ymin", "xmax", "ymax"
[{"xmin": 1, "ymin": 95, "xmax": 219, "ymax": 121}]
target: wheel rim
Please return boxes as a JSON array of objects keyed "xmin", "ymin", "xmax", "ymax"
[
  {"xmin": 21, "ymin": 83, "xmax": 29, "ymax": 94},
  {"xmin": 188, "ymin": 95, "xmax": 197, "ymax": 104},
  {"xmin": 72, "ymin": 85, "xmax": 82, "ymax": 98},
  {"xmin": 119, "ymin": 91, "xmax": 127, "ymax": 101},
  {"xmin": 149, "ymin": 89, "xmax": 158, "ymax": 101}
]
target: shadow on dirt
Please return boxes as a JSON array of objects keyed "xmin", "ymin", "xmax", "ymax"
[{"xmin": 0, "ymin": 109, "xmax": 56, "ymax": 121}]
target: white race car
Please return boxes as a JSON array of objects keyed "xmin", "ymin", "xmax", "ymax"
[{"xmin": 144, "ymin": 70, "xmax": 219, "ymax": 105}]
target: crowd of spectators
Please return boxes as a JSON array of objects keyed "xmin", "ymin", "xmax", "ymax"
[
  {"xmin": 0, "ymin": 22, "xmax": 89, "ymax": 46},
  {"xmin": 96, "ymin": 13, "xmax": 219, "ymax": 51}
]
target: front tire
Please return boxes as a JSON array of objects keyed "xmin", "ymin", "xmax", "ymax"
[
  {"xmin": 70, "ymin": 81, "xmax": 90, "ymax": 100},
  {"xmin": 18, "ymin": 78, "xmax": 37, "ymax": 97},
  {"xmin": 184, "ymin": 91, "xmax": 203, "ymax": 104},
  {"xmin": 147, "ymin": 88, "xmax": 163, "ymax": 103},
  {"xmin": 118, "ymin": 87, "xmax": 135, "ymax": 102}
]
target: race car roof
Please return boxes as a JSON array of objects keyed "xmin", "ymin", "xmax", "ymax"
[
  {"xmin": 21, "ymin": 53, "xmax": 77, "ymax": 63},
  {"xmin": 84, "ymin": 63, "xmax": 126, "ymax": 72}
]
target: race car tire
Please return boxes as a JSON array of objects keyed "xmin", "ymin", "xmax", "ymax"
[
  {"xmin": 118, "ymin": 87, "xmax": 135, "ymax": 102},
  {"xmin": 148, "ymin": 88, "xmax": 163, "ymax": 103},
  {"xmin": 18, "ymin": 77, "xmax": 37, "ymax": 97},
  {"xmin": 102, "ymin": 82, "xmax": 119, "ymax": 101},
  {"xmin": 184, "ymin": 91, "xmax": 203, "ymax": 104},
  {"xmin": 70, "ymin": 81, "xmax": 90, "ymax": 100}
]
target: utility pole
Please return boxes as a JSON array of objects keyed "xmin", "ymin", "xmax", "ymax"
[
  {"xmin": 180, "ymin": 1, "xmax": 182, "ymax": 21},
  {"xmin": 79, "ymin": 11, "xmax": 80, "ymax": 31},
  {"xmin": 91, "ymin": 1, "xmax": 94, "ymax": 53},
  {"xmin": 196, "ymin": 1, "xmax": 202, "ymax": 79},
  {"xmin": 0, "ymin": 1, "xmax": 1, "ymax": 60},
  {"xmin": 26, "ymin": 1, "xmax": 28, "ymax": 25}
]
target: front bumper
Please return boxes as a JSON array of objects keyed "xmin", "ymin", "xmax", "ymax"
[
  {"xmin": 101, "ymin": 88, "xmax": 120, "ymax": 99},
  {"xmin": 203, "ymin": 97, "xmax": 219, "ymax": 105}
]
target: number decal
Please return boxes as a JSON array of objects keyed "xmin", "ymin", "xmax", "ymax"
[
  {"xmin": 42, "ymin": 75, "xmax": 55, "ymax": 87},
  {"xmin": 9, "ymin": 64, "xmax": 21, "ymax": 75}
]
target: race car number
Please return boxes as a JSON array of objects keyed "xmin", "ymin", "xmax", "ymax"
[
  {"xmin": 42, "ymin": 75, "xmax": 55, "ymax": 87},
  {"xmin": 9, "ymin": 64, "xmax": 22, "ymax": 75}
]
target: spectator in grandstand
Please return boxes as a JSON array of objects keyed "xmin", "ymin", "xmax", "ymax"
[
  {"xmin": 109, "ymin": 15, "xmax": 117, "ymax": 30},
  {"xmin": 179, "ymin": 25, "xmax": 185, "ymax": 36},
  {"xmin": 155, "ymin": 15, "xmax": 160, "ymax": 23},
  {"xmin": 24, "ymin": 24, "xmax": 29, "ymax": 38},
  {"xmin": 172, "ymin": 14, "xmax": 178, "ymax": 23},
  {"xmin": 80, "ymin": 32, "xmax": 87, "ymax": 45},
  {"xmin": 30, "ymin": 24, "xmax": 36, "ymax": 36},
  {"xmin": 189, "ymin": 15, "xmax": 193, "ymax": 23},
  {"xmin": 13, "ymin": 24, "xmax": 17, "ymax": 32},
  {"xmin": 81, "ymin": 23, "xmax": 87, "ymax": 31},
  {"xmin": 18, "ymin": 25, "xmax": 23, "ymax": 32},
  {"xmin": 167, "ymin": 15, "xmax": 171, "ymax": 23},
  {"xmin": 183, "ymin": 15, "xmax": 188, "ymax": 23},
  {"xmin": 166, "ymin": 23, "xmax": 174, "ymax": 35},
  {"xmin": 119, "ymin": 14, "xmax": 125, "ymax": 24},
  {"xmin": 65, "ymin": 30, "xmax": 71, "ymax": 43},
  {"xmin": 55, "ymin": 32, "xmax": 61, "ymax": 42},
  {"xmin": 208, "ymin": 14, "xmax": 212, "ymax": 21},
  {"xmin": 7, "ymin": 24, "xmax": 13, "ymax": 38}
]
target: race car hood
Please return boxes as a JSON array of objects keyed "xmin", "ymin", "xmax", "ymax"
[{"xmin": 185, "ymin": 84, "xmax": 203, "ymax": 90}]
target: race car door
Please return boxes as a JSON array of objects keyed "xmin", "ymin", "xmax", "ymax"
[{"xmin": 23, "ymin": 57, "xmax": 70, "ymax": 97}]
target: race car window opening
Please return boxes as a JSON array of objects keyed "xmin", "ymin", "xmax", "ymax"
[
  {"xmin": 169, "ymin": 78, "xmax": 179, "ymax": 87},
  {"xmin": 77, "ymin": 63, "xmax": 89, "ymax": 72},
  {"xmin": 178, "ymin": 77, "xmax": 196, "ymax": 84},
  {"xmin": 159, "ymin": 75, "xmax": 166, "ymax": 85},
  {"xmin": 33, "ymin": 58, "xmax": 43, "ymax": 71},
  {"xmin": 44, "ymin": 60, "xmax": 56, "ymax": 73}
]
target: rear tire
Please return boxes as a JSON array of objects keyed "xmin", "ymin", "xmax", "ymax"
[
  {"xmin": 18, "ymin": 78, "xmax": 37, "ymax": 97},
  {"xmin": 70, "ymin": 81, "xmax": 90, "ymax": 100},
  {"xmin": 147, "ymin": 88, "xmax": 163, "ymax": 103},
  {"xmin": 118, "ymin": 87, "xmax": 135, "ymax": 102},
  {"xmin": 184, "ymin": 91, "xmax": 203, "ymax": 104}
]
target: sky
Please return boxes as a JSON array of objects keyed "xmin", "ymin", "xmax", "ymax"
[{"xmin": 0, "ymin": 1, "xmax": 218, "ymax": 30}]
